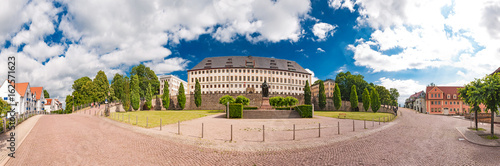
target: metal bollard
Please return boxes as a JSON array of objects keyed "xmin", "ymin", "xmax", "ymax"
[
  {"xmin": 379, "ymin": 118, "xmax": 381, "ymax": 125},
  {"xmin": 178, "ymin": 121, "xmax": 180, "ymax": 135},
  {"xmin": 364, "ymin": 120, "xmax": 366, "ymax": 129},
  {"xmin": 160, "ymin": 119, "xmax": 162, "ymax": 131},
  {"xmin": 318, "ymin": 123, "xmax": 321, "ymax": 137},
  {"xmin": 373, "ymin": 118, "xmax": 374, "ymax": 127},
  {"xmin": 338, "ymin": 121, "xmax": 340, "ymax": 135},
  {"xmin": 263, "ymin": 125, "xmax": 265, "ymax": 142},
  {"xmin": 353, "ymin": 120, "xmax": 355, "ymax": 131},
  {"xmin": 293, "ymin": 124, "xmax": 295, "ymax": 140},
  {"xmin": 202, "ymin": 123, "xmax": 204, "ymax": 138},
  {"xmin": 230, "ymin": 125, "xmax": 233, "ymax": 142}
]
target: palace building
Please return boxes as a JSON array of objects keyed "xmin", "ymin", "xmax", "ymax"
[
  {"xmin": 187, "ymin": 56, "xmax": 312, "ymax": 95},
  {"xmin": 159, "ymin": 75, "xmax": 188, "ymax": 97}
]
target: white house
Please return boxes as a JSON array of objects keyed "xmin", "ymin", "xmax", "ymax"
[
  {"xmin": 0, "ymin": 80, "xmax": 34, "ymax": 115},
  {"xmin": 44, "ymin": 99, "xmax": 54, "ymax": 112},
  {"xmin": 30, "ymin": 87, "xmax": 45, "ymax": 113}
]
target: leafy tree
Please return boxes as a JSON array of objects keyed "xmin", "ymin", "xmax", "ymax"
[
  {"xmin": 93, "ymin": 70, "xmax": 110, "ymax": 103},
  {"xmin": 72, "ymin": 76, "xmax": 93, "ymax": 105},
  {"xmin": 350, "ymin": 85, "xmax": 358, "ymax": 111},
  {"xmin": 304, "ymin": 80, "xmax": 311, "ymax": 105},
  {"xmin": 318, "ymin": 80, "xmax": 326, "ymax": 109},
  {"xmin": 130, "ymin": 64, "xmax": 160, "ymax": 97},
  {"xmin": 285, "ymin": 96, "xmax": 298, "ymax": 107},
  {"xmin": 43, "ymin": 90, "xmax": 50, "ymax": 98},
  {"xmin": 480, "ymin": 73, "xmax": 500, "ymax": 137},
  {"xmin": 270, "ymin": 96, "xmax": 285, "ymax": 107},
  {"xmin": 0, "ymin": 99, "xmax": 11, "ymax": 117},
  {"xmin": 235, "ymin": 95, "xmax": 250, "ymax": 106},
  {"xmin": 177, "ymin": 83, "xmax": 186, "ymax": 110},
  {"xmin": 122, "ymin": 76, "xmax": 131, "ymax": 111},
  {"xmin": 375, "ymin": 86, "xmax": 391, "ymax": 106},
  {"xmin": 64, "ymin": 95, "xmax": 73, "ymax": 113},
  {"xmin": 362, "ymin": 88, "xmax": 370, "ymax": 112},
  {"xmin": 109, "ymin": 86, "xmax": 116, "ymax": 102},
  {"xmin": 162, "ymin": 80, "xmax": 170, "ymax": 110},
  {"xmin": 219, "ymin": 95, "xmax": 235, "ymax": 106},
  {"xmin": 335, "ymin": 71, "xmax": 371, "ymax": 102},
  {"xmin": 333, "ymin": 83, "xmax": 342, "ymax": 110},
  {"xmin": 194, "ymin": 79, "xmax": 202, "ymax": 107},
  {"xmin": 389, "ymin": 88, "xmax": 400, "ymax": 106},
  {"xmin": 131, "ymin": 75, "xmax": 140, "ymax": 111},
  {"xmin": 371, "ymin": 88, "xmax": 381, "ymax": 113},
  {"xmin": 313, "ymin": 80, "xmax": 322, "ymax": 86},
  {"xmin": 145, "ymin": 83, "xmax": 152, "ymax": 110},
  {"xmin": 111, "ymin": 73, "xmax": 125, "ymax": 101},
  {"xmin": 459, "ymin": 79, "xmax": 483, "ymax": 130}
]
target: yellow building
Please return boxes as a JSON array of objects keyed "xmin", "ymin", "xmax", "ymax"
[{"xmin": 311, "ymin": 79, "xmax": 335, "ymax": 98}]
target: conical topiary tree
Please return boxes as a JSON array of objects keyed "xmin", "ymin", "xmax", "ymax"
[
  {"xmin": 371, "ymin": 88, "xmax": 381, "ymax": 113},
  {"xmin": 350, "ymin": 85, "xmax": 358, "ymax": 111},
  {"xmin": 145, "ymin": 83, "xmax": 152, "ymax": 110},
  {"xmin": 304, "ymin": 80, "xmax": 311, "ymax": 105},
  {"xmin": 194, "ymin": 79, "xmax": 202, "ymax": 107},
  {"xmin": 318, "ymin": 80, "xmax": 326, "ymax": 110},
  {"xmin": 333, "ymin": 83, "xmax": 342, "ymax": 110},
  {"xmin": 131, "ymin": 75, "xmax": 140, "ymax": 111},
  {"xmin": 362, "ymin": 88, "xmax": 370, "ymax": 112},
  {"xmin": 162, "ymin": 80, "xmax": 170, "ymax": 110},
  {"xmin": 177, "ymin": 83, "xmax": 186, "ymax": 110}
]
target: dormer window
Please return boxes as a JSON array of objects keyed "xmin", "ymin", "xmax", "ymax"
[
  {"xmin": 447, "ymin": 94, "xmax": 450, "ymax": 99},
  {"xmin": 453, "ymin": 94, "xmax": 457, "ymax": 99}
]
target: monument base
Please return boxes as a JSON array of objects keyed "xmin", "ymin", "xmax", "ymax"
[{"xmin": 260, "ymin": 97, "xmax": 274, "ymax": 110}]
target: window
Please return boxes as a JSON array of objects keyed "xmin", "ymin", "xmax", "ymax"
[
  {"xmin": 445, "ymin": 101, "xmax": 447, "ymax": 105},
  {"xmin": 3, "ymin": 97, "xmax": 7, "ymax": 100},
  {"xmin": 438, "ymin": 94, "xmax": 440, "ymax": 97},
  {"xmin": 447, "ymin": 94, "xmax": 450, "ymax": 99}
]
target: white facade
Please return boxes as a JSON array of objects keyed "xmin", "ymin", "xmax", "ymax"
[
  {"xmin": 159, "ymin": 75, "xmax": 188, "ymax": 97},
  {"xmin": 0, "ymin": 80, "xmax": 21, "ymax": 115},
  {"xmin": 187, "ymin": 68, "xmax": 311, "ymax": 95},
  {"xmin": 0, "ymin": 81, "xmax": 37, "ymax": 115}
]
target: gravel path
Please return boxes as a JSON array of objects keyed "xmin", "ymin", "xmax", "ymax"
[{"xmin": 6, "ymin": 108, "xmax": 500, "ymax": 165}]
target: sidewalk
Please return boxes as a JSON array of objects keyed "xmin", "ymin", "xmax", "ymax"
[
  {"xmin": 456, "ymin": 127, "xmax": 500, "ymax": 147},
  {"xmin": 0, "ymin": 114, "xmax": 43, "ymax": 165}
]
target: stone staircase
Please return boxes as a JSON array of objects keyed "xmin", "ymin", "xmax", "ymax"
[{"xmin": 243, "ymin": 109, "xmax": 301, "ymax": 119}]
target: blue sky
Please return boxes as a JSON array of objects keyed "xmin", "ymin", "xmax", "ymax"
[{"xmin": 1, "ymin": 0, "xmax": 499, "ymax": 105}]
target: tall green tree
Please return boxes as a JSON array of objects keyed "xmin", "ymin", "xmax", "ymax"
[
  {"xmin": 111, "ymin": 73, "xmax": 125, "ymax": 102},
  {"xmin": 235, "ymin": 95, "xmax": 250, "ymax": 106},
  {"xmin": 219, "ymin": 95, "xmax": 235, "ymax": 106},
  {"xmin": 122, "ymin": 76, "xmax": 131, "ymax": 111},
  {"xmin": 375, "ymin": 86, "xmax": 391, "ymax": 106},
  {"xmin": 93, "ymin": 70, "xmax": 110, "ymax": 103},
  {"xmin": 162, "ymin": 80, "xmax": 170, "ymax": 110},
  {"xmin": 335, "ymin": 71, "xmax": 371, "ymax": 102},
  {"xmin": 362, "ymin": 88, "xmax": 370, "ymax": 112},
  {"xmin": 459, "ymin": 79, "xmax": 482, "ymax": 130},
  {"xmin": 131, "ymin": 75, "xmax": 140, "ymax": 111},
  {"xmin": 43, "ymin": 90, "xmax": 50, "ymax": 98},
  {"xmin": 304, "ymin": 80, "xmax": 311, "ymax": 105},
  {"xmin": 194, "ymin": 79, "xmax": 202, "ymax": 107},
  {"xmin": 72, "ymin": 76, "xmax": 93, "ymax": 105},
  {"xmin": 480, "ymin": 73, "xmax": 500, "ymax": 137},
  {"xmin": 130, "ymin": 64, "xmax": 160, "ymax": 97},
  {"xmin": 177, "ymin": 83, "xmax": 186, "ymax": 110},
  {"xmin": 371, "ymin": 88, "xmax": 381, "ymax": 113},
  {"xmin": 333, "ymin": 83, "xmax": 342, "ymax": 110},
  {"xmin": 350, "ymin": 85, "xmax": 358, "ymax": 111},
  {"xmin": 318, "ymin": 80, "xmax": 326, "ymax": 109},
  {"xmin": 145, "ymin": 83, "xmax": 153, "ymax": 110},
  {"xmin": 389, "ymin": 88, "xmax": 400, "ymax": 106}
]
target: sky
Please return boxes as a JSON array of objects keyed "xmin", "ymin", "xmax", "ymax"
[{"xmin": 0, "ymin": 0, "xmax": 499, "ymax": 106}]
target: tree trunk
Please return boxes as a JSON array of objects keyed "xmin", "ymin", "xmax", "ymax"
[
  {"xmin": 475, "ymin": 110, "xmax": 478, "ymax": 130},
  {"xmin": 491, "ymin": 110, "xmax": 495, "ymax": 137}
]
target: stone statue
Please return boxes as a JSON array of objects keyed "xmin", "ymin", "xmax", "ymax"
[{"xmin": 262, "ymin": 80, "xmax": 269, "ymax": 97}]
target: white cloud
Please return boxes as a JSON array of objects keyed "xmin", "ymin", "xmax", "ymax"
[
  {"xmin": 316, "ymin": 47, "xmax": 325, "ymax": 53},
  {"xmin": 329, "ymin": 0, "xmax": 356, "ymax": 12},
  {"xmin": 346, "ymin": 0, "xmax": 500, "ymax": 78},
  {"xmin": 378, "ymin": 77, "xmax": 426, "ymax": 106},
  {"xmin": 144, "ymin": 57, "xmax": 191, "ymax": 75},
  {"xmin": 312, "ymin": 22, "xmax": 337, "ymax": 41},
  {"xmin": 305, "ymin": 68, "xmax": 319, "ymax": 83}
]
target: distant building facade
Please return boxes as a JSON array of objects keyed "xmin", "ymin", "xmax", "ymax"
[
  {"xmin": 159, "ymin": 75, "xmax": 188, "ymax": 97},
  {"xmin": 425, "ymin": 86, "xmax": 486, "ymax": 115},
  {"xmin": 311, "ymin": 79, "xmax": 335, "ymax": 98},
  {"xmin": 186, "ymin": 56, "xmax": 312, "ymax": 95}
]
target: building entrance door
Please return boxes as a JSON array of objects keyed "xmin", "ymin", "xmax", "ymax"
[{"xmin": 443, "ymin": 108, "xmax": 449, "ymax": 115}]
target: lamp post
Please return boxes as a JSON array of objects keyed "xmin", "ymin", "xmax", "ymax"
[{"xmin": 72, "ymin": 95, "xmax": 74, "ymax": 114}]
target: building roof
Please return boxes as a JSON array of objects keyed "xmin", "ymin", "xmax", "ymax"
[
  {"xmin": 30, "ymin": 87, "xmax": 43, "ymax": 100},
  {"xmin": 15, "ymin": 82, "xmax": 29, "ymax": 97},
  {"xmin": 189, "ymin": 56, "xmax": 310, "ymax": 74},
  {"xmin": 45, "ymin": 99, "xmax": 52, "ymax": 105},
  {"xmin": 492, "ymin": 67, "xmax": 500, "ymax": 75},
  {"xmin": 426, "ymin": 86, "xmax": 463, "ymax": 100}
]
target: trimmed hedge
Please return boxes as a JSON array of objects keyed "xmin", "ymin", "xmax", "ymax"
[
  {"xmin": 229, "ymin": 103, "xmax": 243, "ymax": 118},
  {"xmin": 275, "ymin": 107, "xmax": 291, "ymax": 110},
  {"xmin": 243, "ymin": 106, "xmax": 258, "ymax": 110},
  {"xmin": 294, "ymin": 105, "xmax": 312, "ymax": 118}
]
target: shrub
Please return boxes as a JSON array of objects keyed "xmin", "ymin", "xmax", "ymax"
[
  {"xmin": 243, "ymin": 106, "xmax": 258, "ymax": 110},
  {"xmin": 177, "ymin": 83, "xmax": 186, "ymax": 110},
  {"xmin": 235, "ymin": 95, "xmax": 250, "ymax": 106},
  {"xmin": 219, "ymin": 95, "xmax": 235, "ymax": 106},
  {"xmin": 229, "ymin": 103, "xmax": 243, "ymax": 118},
  {"xmin": 162, "ymin": 80, "xmax": 170, "ymax": 109},
  {"xmin": 270, "ymin": 96, "xmax": 284, "ymax": 107},
  {"xmin": 294, "ymin": 105, "xmax": 312, "ymax": 118},
  {"xmin": 194, "ymin": 79, "xmax": 202, "ymax": 107},
  {"xmin": 275, "ymin": 107, "xmax": 291, "ymax": 110},
  {"xmin": 284, "ymin": 96, "xmax": 298, "ymax": 107}
]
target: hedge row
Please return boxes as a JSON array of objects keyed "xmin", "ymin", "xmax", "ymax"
[
  {"xmin": 275, "ymin": 107, "xmax": 292, "ymax": 110},
  {"xmin": 294, "ymin": 105, "xmax": 312, "ymax": 118},
  {"xmin": 229, "ymin": 103, "xmax": 243, "ymax": 118},
  {"xmin": 243, "ymin": 106, "xmax": 258, "ymax": 110}
]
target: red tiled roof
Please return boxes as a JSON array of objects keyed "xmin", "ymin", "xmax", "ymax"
[
  {"xmin": 30, "ymin": 87, "xmax": 43, "ymax": 100},
  {"xmin": 15, "ymin": 82, "xmax": 29, "ymax": 97},
  {"xmin": 426, "ymin": 86, "xmax": 463, "ymax": 100},
  {"xmin": 45, "ymin": 99, "xmax": 52, "ymax": 105},
  {"xmin": 492, "ymin": 67, "xmax": 500, "ymax": 75}
]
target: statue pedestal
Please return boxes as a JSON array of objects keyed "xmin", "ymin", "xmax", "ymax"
[{"xmin": 260, "ymin": 97, "xmax": 273, "ymax": 110}]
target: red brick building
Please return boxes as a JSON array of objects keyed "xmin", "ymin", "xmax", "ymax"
[{"xmin": 425, "ymin": 86, "xmax": 486, "ymax": 115}]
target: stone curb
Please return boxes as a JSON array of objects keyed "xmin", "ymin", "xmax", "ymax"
[
  {"xmin": 456, "ymin": 127, "xmax": 500, "ymax": 147},
  {"xmin": 0, "ymin": 114, "xmax": 43, "ymax": 165}
]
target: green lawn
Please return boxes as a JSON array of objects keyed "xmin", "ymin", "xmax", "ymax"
[
  {"xmin": 109, "ymin": 110, "xmax": 224, "ymax": 128},
  {"xmin": 315, "ymin": 111, "xmax": 396, "ymax": 122}
]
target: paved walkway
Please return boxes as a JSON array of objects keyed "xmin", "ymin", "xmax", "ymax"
[
  {"xmin": 5, "ymin": 108, "xmax": 500, "ymax": 165},
  {"xmin": 0, "ymin": 115, "xmax": 42, "ymax": 165}
]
